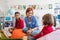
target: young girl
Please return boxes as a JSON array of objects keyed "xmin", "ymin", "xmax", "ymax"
[{"xmin": 33, "ymin": 14, "xmax": 56, "ymax": 39}]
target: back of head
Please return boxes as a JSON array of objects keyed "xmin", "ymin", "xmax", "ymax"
[{"xmin": 42, "ymin": 13, "xmax": 56, "ymax": 27}]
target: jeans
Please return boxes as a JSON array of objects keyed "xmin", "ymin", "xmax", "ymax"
[
  {"xmin": 23, "ymin": 27, "xmax": 40, "ymax": 35},
  {"xmin": 27, "ymin": 36, "xmax": 36, "ymax": 40}
]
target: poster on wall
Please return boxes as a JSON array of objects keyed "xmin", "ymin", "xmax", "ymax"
[
  {"xmin": 10, "ymin": 4, "xmax": 53, "ymax": 10},
  {"xmin": 4, "ymin": 16, "xmax": 13, "ymax": 27},
  {"xmin": 8, "ymin": 8, "xmax": 15, "ymax": 16},
  {"xmin": 7, "ymin": 4, "xmax": 53, "ymax": 17}
]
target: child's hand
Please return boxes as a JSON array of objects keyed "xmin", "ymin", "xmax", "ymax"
[
  {"xmin": 27, "ymin": 30, "xmax": 32, "ymax": 33},
  {"xmin": 8, "ymin": 28, "xmax": 13, "ymax": 33},
  {"xmin": 22, "ymin": 36, "xmax": 27, "ymax": 40},
  {"xmin": 27, "ymin": 29, "xmax": 32, "ymax": 35}
]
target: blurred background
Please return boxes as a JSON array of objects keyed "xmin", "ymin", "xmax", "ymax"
[{"xmin": 0, "ymin": 0, "xmax": 60, "ymax": 38}]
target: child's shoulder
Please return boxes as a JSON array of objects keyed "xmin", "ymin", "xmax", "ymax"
[{"xmin": 19, "ymin": 18, "xmax": 24, "ymax": 22}]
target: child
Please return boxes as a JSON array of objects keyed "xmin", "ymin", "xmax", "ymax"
[
  {"xmin": 33, "ymin": 14, "xmax": 55, "ymax": 39},
  {"xmin": 10, "ymin": 12, "xmax": 26, "ymax": 38}
]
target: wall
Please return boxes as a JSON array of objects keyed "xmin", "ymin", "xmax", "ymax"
[
  {"xmin": 0, "ymin": 0, "xmax": 60, "ymax": 26},
  {"xmin": 0, "ymin": 0, "xmax": 55, "ymax": 17}
]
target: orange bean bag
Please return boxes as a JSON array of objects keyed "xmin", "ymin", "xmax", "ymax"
[{"xmin": 11, "ymin": 29, "xmax": 26, "ymax": 38}]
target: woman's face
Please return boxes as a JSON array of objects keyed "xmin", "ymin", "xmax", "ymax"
[{"xmin": 26, "ymin": 11, "xmax": 33, "ymax": 18}]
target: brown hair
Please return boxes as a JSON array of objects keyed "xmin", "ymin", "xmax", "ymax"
[
  {"xmin": 42, "ymin": 14, "xmax": 56, "ymax": 26},
  {"xmin": 15, "ymin": 12, "xmax": 20, "ymax": 15},
  {"xmin": 26, "ymin": 7, "xmax": 33, "ymax": 15}
]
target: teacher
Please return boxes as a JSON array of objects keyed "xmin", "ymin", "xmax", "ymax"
[{"xmin": 23, "ymin": 7, "xmax": 40, "ymax": 36}]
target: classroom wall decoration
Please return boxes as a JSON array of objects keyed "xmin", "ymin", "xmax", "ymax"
[
  {"xmin": 5, "ymin": 16, "xmax": 12, "ymax": 21},
  {"xmin": 48, "ymin": 4, "xmax": 52, "ymax": 9},
  {"xmin": 18, "ymin": 5, "xmax": 22, "ymax": 10},
  {"xmin": 8, "ymin": 8, "xmax": 15, "ymax": 15},
  {"xmin": 10, "ymin": 4, "xmax": 53, "ymax": 10},
  {"xmin": 7, "ymin": 4, "xmax": 53, "ymax": 17}
]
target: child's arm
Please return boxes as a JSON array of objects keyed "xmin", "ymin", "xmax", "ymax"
[
  {"xmin": 33, "ymin": 27, "xmax": 44, "ymax": 39},
  {"xmin": 8, "ymin": 28, "xmax": 14, "ymax": 33},
  {"xmin": 33, "ymin": 26, "xmax": 53, "ymax": 39},
  {"xmin": 33, "ymin": 31, "xmax": 43, "ymax": 39},
  {"xmin": 2, "ymin": 30, "xmax": 9, "ymax": 38},
  {"xmin": 19, "ymin": 19, "xmax": 24, "ymax": 29}
]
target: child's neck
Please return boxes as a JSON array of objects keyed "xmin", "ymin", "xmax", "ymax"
[
  {"xmin": 44, "ymin": 25, "xmax": 48, "ymax": 27},
  {"xmin": 44, "ymin": 24, "xmax": 52, "ymax": 27},
  {"xmin": 16, "ymin": 18, "xmax": 20, "ymax": 20}
]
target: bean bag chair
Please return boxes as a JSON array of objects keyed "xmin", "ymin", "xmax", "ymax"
[{"xmin": 11, "ymin": 29, "xmax": 26, "ymax": 38}]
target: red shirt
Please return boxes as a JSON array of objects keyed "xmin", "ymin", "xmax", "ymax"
[
  {"xmin": 15, "ymin": 18, "xmax": 24, "ymax": 29},
  {"xmin": 33, "ymin": 25, "xmax": 53, "ymax": 39}
]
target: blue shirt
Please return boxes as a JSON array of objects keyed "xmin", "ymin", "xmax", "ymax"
[{"xmin": 24, "ymin": 16, "xmax": 38, "ymax": 29}]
